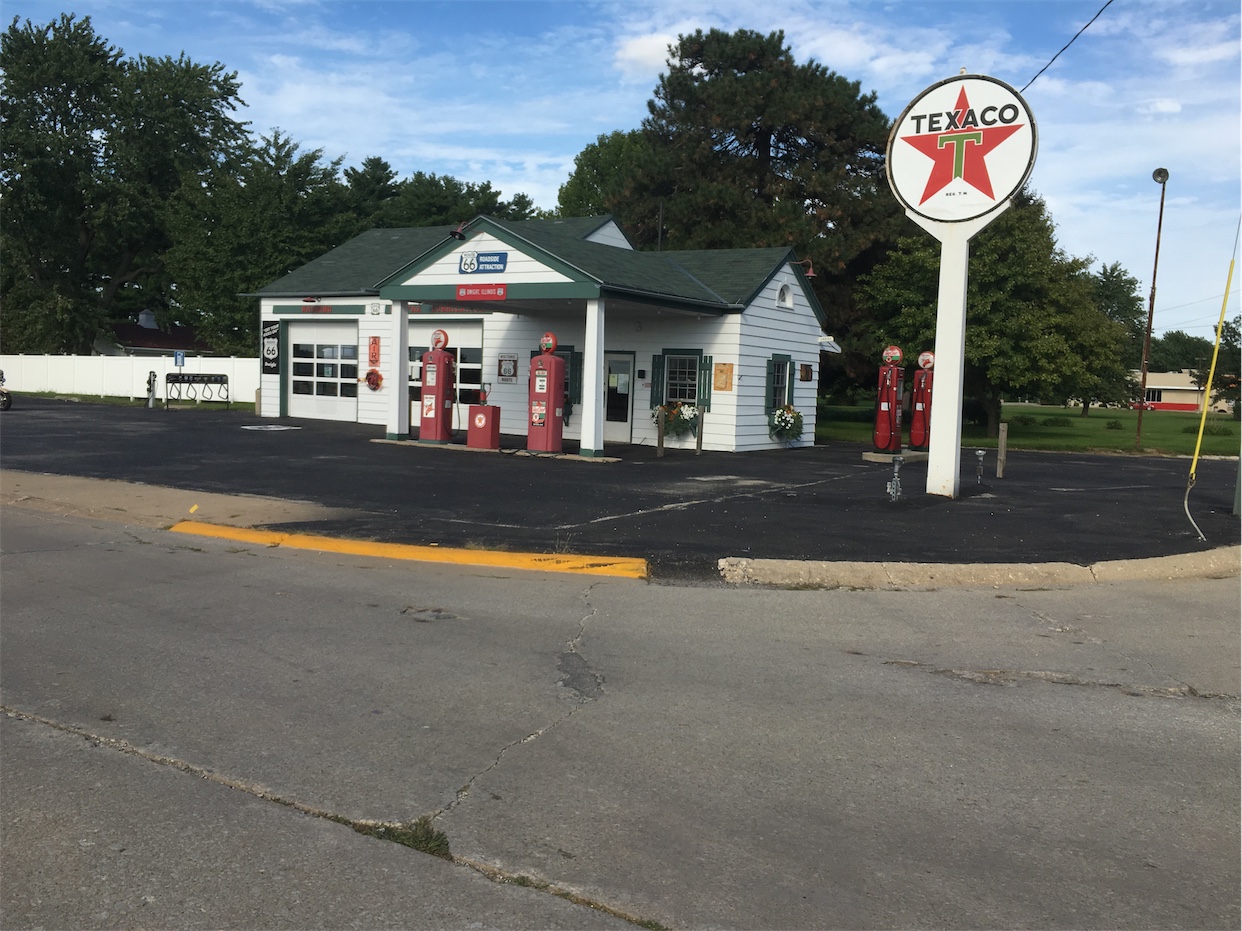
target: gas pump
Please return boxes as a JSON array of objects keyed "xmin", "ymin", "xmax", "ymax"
[
  {"xmin": 908, "ymin": 351, "xmax": 935, "ymax": 451},
  {"xmin": 527, "ymin": 332, "xmax": 565, "ymax": 453},
  {"xmin": 419, "ymin": 328, "xmax": 455, "ymax": 444},
  {"xmin": 872, "ymin": 345, "xmax": 904, "ymax": 453}
]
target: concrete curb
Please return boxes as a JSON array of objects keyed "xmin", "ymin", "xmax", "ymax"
[{"xmin": 718, "ymin": 545, "xmax": 1241, "ymax": 590}]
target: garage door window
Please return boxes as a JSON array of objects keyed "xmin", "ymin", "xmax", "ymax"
[{"xmin": 292, "ymin": 342, "xmax": 358, "ymax": 398}]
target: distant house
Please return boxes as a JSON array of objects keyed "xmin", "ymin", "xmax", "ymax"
[
  {"xmin": 94, "ymin": 310, "xmax": 213, "ymax": 357},
  {"xmin": 253, "ymin": 215, "xmax": 827, "ymax": 454},
  {"xmin": 1137, "ymin": 369, "xmax": 1230, "ymax": 413}
]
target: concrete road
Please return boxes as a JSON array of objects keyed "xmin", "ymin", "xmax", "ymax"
[{"xmin": 2, "ymin": 500, "xmax": 1238, "ymax": 929}]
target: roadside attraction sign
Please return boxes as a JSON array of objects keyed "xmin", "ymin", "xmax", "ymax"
[{"xmin": 885, "ymin": 73, "xmax": 1038, "ymax": 497}]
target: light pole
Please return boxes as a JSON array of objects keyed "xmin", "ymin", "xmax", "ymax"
[{"xmin": 1135, "ymin": 168, "xmax": 1168, "ymax": 450}]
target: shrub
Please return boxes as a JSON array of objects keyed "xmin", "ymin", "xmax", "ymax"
[
  {"xmin": 1008, "ymin": 414, "xmax": 1038, "ymax": 427},
  {"xmin": 1040, "ymin": 416, "xmax": 1073, "ymax": 427},
  {"xmin": 1182, "ymin": 423, "xmax": 1234, "ymax": 436},
  {"xmin": 1106, "ymin": 419, "xmax": 1124, "ymax": 430}
]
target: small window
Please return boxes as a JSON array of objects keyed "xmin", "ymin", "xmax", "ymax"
[
  {"xmin": 777, "ymin": 284, "xmax": 793, "ymax": 308},
  {"xmin": 665, "ymin": 355, "xmax": 699, "ymax": 403}
]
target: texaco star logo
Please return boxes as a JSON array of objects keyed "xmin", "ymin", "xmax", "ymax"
[{"xmin": 887, "ymin": 75, "xmax": 1037, "ymax": 224}]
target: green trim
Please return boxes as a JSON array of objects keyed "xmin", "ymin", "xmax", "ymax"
[
  {"xmin": 272, "ymin": 304, "xmax": 368, "ymax": 315},
  {"xmin": 380, "ymin": 282, "xmax": 601, "ymax": 302},
  {"xmin": 579, "ymin": 448, "xmax": 603, "ymax": 458},
  {"xmin": 765, "ymin": 354, "xmax": 794, "ymax": 413},
  {"xmin": 386, "ymin": 432, "xmax": 409, "ymax": 441},
  {"xmin": 652, "ymin": 348, "xmax": 709, "ymax": 410},
  {"xmin": 418, "ymin": 439, "xmax": 449, "ymax": 446}
]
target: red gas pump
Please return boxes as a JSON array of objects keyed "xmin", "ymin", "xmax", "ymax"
[
  {"xmin": 528, "ymin": 332, "xmax": 565, "ymax": 453},
  {"xmin": 419, "ymin": 328, "xmax": 456, "ymax": 444},
  {"xmin": 908, "ymin": 350, "xmax": 935, "ymax": 451},
  {"xmin": 872, "ymin": 345, "xmax": 904, "ymax": 453}
]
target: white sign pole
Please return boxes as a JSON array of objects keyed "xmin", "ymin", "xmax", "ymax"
[
  {"xmin": 907, "ymin": 208, "xmax": 1007, "ymax": 496},
  {"xmin": 885, "ymin": 73, "xmax": 1037, "ymax": 499}
]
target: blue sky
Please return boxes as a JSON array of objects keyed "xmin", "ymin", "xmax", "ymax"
[{"xmin": 9, "ymin": 0, "xmax": 1240, "ymax": 339}]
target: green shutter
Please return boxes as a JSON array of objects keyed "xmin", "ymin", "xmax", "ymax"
[
  {"xmin": 765, "ymin": 358, "xmax": 776, "ymax": 413},
  {"xmin": 697, "ymin": 354, "xmax": 712, "ymax": 412},
  {"xmin": 570, "ymin": 350, "xmax": 583, "ymax": 404},
  {"xmin": 786, "ymin": 361, "xmax": 796, "ymax": 406},
  {"xmin": 650, "ymin": 353, "xmax": 665, "ymax": 407}
]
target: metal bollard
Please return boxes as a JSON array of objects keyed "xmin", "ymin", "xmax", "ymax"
[
  {"xmin": 146, "ymin": 371, "xmax": 157, "ymax": 409},
  {"xmin": 976, "ymin": 449, "xmax": 986, "ymax": 484},
  {"xmin": 886, "ymin": 455, "xmax": 904, "ymax": 502}
]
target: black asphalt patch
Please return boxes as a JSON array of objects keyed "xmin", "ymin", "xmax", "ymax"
[{"xmin": 2, "ymin": 398, "xmax": 1238, "ymax": 581}]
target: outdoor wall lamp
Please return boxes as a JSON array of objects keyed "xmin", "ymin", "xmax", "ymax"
[
  {"xmin": 794, "ymin": 258, "xmax": 816, "ymax": 278},
  {"xmin": 1136, "ymin": 167, "xmax": 1169, "ymax": 450},
  {"xmin": 301, "ymin": 296, "xmax": 319, "ymax": 303},
  {"xmin": 449, "ymin": 222, "xmax": 469, "ymax": 241}
]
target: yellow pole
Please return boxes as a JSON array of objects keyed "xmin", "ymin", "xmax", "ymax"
[{"xmin": 1189, "ymin": 225, "xmax": 1239, "ymax": 481}]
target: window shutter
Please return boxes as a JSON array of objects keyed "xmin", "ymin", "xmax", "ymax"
[
  {"xmin": 650, "ymin": 353, "xmax": 665, "ymax": 407},
  {"xmin": 786, "ymin": 361, "xmax": 796, "ymax": 406},
  {"xmin": 765, "ymin": 358, "xmax": 776, "ymax": 413},
  {"xmin": 697, "ymin": 355, "xmax": 713, "ymax": 412},
  {"xmin": 570, "ymin": 351, "xmax": 583, "ymax": 403}
]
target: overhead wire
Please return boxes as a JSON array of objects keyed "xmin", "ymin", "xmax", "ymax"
[{"xmin": 1021, "ymin": 0, "xmax": 1116, "ymax": 93}]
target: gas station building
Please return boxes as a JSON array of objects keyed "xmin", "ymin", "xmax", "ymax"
[{"xmin": 255, "ymin": 215, "xmax": 827, "ymax": 454}]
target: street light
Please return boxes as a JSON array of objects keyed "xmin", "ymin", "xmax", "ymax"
[{"xmin": 1135, "ymin": 168, "xmax": 1168, "ymax": 450}]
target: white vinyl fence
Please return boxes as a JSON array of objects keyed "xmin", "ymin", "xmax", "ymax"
[{"xmin": 0, "ymin": 354, "xmax": 261, "ymax": 404}]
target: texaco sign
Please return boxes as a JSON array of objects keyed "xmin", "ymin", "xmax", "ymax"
[{"xmin": 886, "ymin": 74, "xmax": 1037, "ymax": 224}]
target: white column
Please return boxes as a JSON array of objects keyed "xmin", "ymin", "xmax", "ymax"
[
  {"xmin": 907, "ymin": 208, "xmax": 1006, "ymax": 498},
  {"xmin": 387, "ymin": 300, "xmax": 410, "ymax": 440},
  {"xmin": 580, "ymin": 298, "xmax": 606, "ymax": 456}
]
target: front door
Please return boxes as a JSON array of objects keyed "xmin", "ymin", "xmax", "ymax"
[{"xmin": 604, "ymin": 352, "xmax": 635, "ymax": 444}]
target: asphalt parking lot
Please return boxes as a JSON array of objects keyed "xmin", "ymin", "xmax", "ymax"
[{"xmin": 1, "ymin": 397, "xmax": 1238, "ymax": 579}]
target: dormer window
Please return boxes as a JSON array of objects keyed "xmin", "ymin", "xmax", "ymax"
[{"xmin": 777, "ymin": 284, "xmax": 794, "ymax": 308}]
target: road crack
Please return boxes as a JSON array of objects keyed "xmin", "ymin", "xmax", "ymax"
[{"xmin": 879, "ymin": 661, "xmax": 1237, "ymax": 700}]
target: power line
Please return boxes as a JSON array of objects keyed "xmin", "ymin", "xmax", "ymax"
[{"xmin": 1021, "ymin": 0, "xmax": 1116, "ymax": 93}]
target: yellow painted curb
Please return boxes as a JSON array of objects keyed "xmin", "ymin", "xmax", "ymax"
[{"xmin": 169, "ymin": 520, "xmax": 648, "ymax": 579}]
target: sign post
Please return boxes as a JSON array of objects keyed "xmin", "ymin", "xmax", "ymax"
[{"xmin": 885, "ymin": 73, "xmax": 1037, "ymax": 497}]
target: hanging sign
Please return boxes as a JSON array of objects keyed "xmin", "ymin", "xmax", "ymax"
[
  {"xmin": 261, "ymin": 321, "xmax": 280, "ymax": 375},
  {"xmin": 456, "ymin": 284, "xmax": 507, "ymax": 301},
  {"xmin": 887, "ymin": 74, "xmax": 1037, "ymax": 225}
]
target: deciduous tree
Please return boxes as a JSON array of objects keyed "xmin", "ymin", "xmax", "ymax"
[
  {"xmin": 0, "ymin": 14, "xmax": 248, "ymax": 352},
  {"xmin": 860, "ymin": 189, "xmax": 1130, "ymax": 435}
]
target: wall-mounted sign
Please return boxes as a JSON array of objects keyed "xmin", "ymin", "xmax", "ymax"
[
  {"xmin": 886, "ymin": 74, "xmax": 1037, "ymax": 224},
  {"xmin": 368, "ymin": 336, "xmax": 381, "ymax": 366},
  {"xmin": 497, "ymin": 352, "xmax": 519, "ymax": 383},
  {"xmin": 456, "ymin": 284, "xmax": 507, "ymax": 301},
  {"xmin": 713, "ymin": 362, "xmax": 734, "ymax": 392},
  {"xmin": 261, "ymin": 321, "xmax": 280, "ymax": 375},
  {"xmin": 458, "ymin": 251, "xmax": 508, "ymax": 274}
]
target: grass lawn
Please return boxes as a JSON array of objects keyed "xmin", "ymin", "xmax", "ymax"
[{"xmin": 816, "ymin": 403, "xmax": 1240, "ymax": 457}]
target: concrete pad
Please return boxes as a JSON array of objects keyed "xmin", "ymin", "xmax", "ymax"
[{"xmin": 1091, "ymin": 545, "xmax": 1241, "ymax": 582}]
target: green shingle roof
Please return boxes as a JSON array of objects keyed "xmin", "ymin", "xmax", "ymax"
[{"xmin": 255, "ymin": 214, "xmax": 823, "ymax": 326}]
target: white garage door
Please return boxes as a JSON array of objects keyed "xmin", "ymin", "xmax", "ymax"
[{"xmin": 288, "ymin": 322, "xmax": 359, "ymax": 421}]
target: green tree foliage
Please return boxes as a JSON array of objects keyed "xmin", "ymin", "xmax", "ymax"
[
  {"xmin": 557, "ymin": 130, "xmax": 652, "ymax": 218},
  {"xmin": 375, "ymin": 172, "xmax": 541, "ymax": 228},
  {"xmin": 860, "ymin": 189, "xmax": 1132, "ymax": 435},
  {"xmin": 1093, "ymin": 261, "xmax": 1146, "ymax": 370},
  {"xmin": 575, "ymin": 28, "xmax": 899, "ymax": 380},
  {"xmin": 1208, "ymin": 315, "xmax": 1240, "ymax": 418},
  {"xmin": 165, "ymin": 131, "xmax": 356, "ymax": 355},
  {"xmin": 0, "ymin": 14, "xmax": 248, "ymax": 352},
  {"xmin": 1147, "ymin": 329, "xmax": 1213, "ymax": 373}
]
